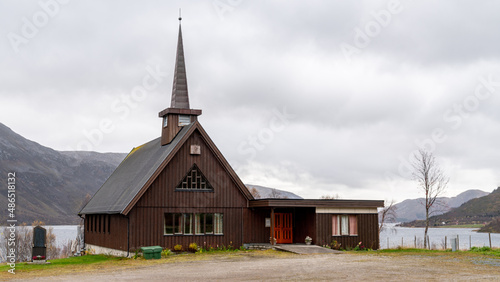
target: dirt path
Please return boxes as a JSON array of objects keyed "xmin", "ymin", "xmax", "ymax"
[{"xmin": 23, "ymin": 253, "xmax": 500, "ymax": 281}]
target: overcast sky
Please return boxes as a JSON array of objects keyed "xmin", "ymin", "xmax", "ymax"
[{"xmin": 1, "ymin": 0, "xmax": 499, "ymax": 203}]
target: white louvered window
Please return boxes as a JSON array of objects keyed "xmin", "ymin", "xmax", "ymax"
[{"xmin": 178, "ymin": 115, "xmax": 191, "ymax": 126}]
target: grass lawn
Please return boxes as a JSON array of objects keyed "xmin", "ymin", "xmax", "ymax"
[{"xmin": 369, "ymin": 246, "xmax": 500, "ymax": 259}]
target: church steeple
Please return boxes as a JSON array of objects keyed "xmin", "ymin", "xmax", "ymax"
[
  {"xmin": 159, "ymin": 17, "xmax": 201, "ymax": 146},
  {"xmin": 170, "ymin": 18, "xmax": 189, "ymax": 109}
]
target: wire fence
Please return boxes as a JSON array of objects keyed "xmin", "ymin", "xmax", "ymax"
[{"xmin": 383, "ymin": 233, "xmax": 497, "ymax": 250}]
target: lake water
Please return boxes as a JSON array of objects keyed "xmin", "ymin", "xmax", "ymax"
[{"xmin": 380, "ymin": 223, "xmax": 500, "ymax": 249}]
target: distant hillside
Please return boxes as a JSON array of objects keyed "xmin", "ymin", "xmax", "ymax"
[
  {"xmin": 480, "ymin": 218, "xmax": 500, "ymax": 233},
  {"xmin": 401, "ymin": 187, "xmax": 500, "ymax": 230},
  {"xmin": 245, "ymin": 184, "xmax": 303, "ymax": 199},
  {"xmin": 0, "ymin": 123, "xmax": 126, "ymax": 224},
  {"xmin": 393, "ymin": 189, "xmax": 488, "ymax": 222}
]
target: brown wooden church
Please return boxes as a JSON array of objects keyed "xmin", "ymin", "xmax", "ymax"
[{"xmin": 80, "ymin": 19, "xmax": 384, "ymax": 256}]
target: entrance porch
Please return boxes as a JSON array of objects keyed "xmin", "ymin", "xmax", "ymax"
[{"xmin": 248, "ymin": 207, "xmax": 316, "ymax": 245}]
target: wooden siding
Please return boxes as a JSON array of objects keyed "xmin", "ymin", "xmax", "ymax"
[
  {"xmin": 315, "ymin": 213, "xmax": 380, "ymax": 250},
  {"xmin": 161, "ymin": 115, "xmax": 181, "ymax": 145},
  {"xmin": 243, "ymin": 209, "xmax": 270, "ymax": 243},
  {"xmin": 128, "ymin": 129, "xmax": 249, "ymax": 250},
  {"xmin": 129, "ymin": 207, "xmax": 244, "ymax": 250},
  {"xmin": 294, "ymin": 208, "xmax": 315, "ymax": 244},
  {"xmin": 84, "ymin": 214, "xmax": 128, "ymax": 251},
  {"xmin": 135, "ymin": 129, "xmax": 248, "ymax": 209}
]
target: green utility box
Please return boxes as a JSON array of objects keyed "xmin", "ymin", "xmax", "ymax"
[{"xmin": 141, "ymin": 246, "xmax": 162, "ymax": 259}]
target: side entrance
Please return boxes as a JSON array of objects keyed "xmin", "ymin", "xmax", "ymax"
[{"xmin": 274, "ymin": 213, "xmax": 293, "ymax": 244}]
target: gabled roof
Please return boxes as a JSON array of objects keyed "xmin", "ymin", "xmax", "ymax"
[
  {"xmin": 80, "ymin": 123, "xmax": 193, "ymax": 215},
  {"xmin": 80, "ymin": 121, "xmax": 253, "ymax": 215}
]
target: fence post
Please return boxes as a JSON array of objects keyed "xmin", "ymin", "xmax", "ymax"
[
  {"xmin": 489, "ymin": 233, "xmax": 492, "ymax": 248},
  {"xmin": 445, "ymin": 236, "xmax": 447, "ymax": 250},
  {"xmin": 428, "ymin": 236, "xmax": 430, "ymax": 250},
  {"xmin": 469, "ymin": 235, "xmax": 471, "ymax": 250},
  {"xmin": 414, "ymin": 236, "xmax": 416, "ymax": 249},
  {"xmin": 457, "ymin": 235, "xmax": 459, "ymax": 251},
  {"xmin": 387, "ymin": 237, "xmax": 389, "ymax": 249},
  {"xmin": 402, "ymin": 237, "xmax": 403, "ymax": 248}
]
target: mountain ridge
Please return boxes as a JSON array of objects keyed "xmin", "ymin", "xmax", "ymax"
[
  {"xmin": 0, "ymin": 123, "xmax": 126, "ymax": 224},
  {"xmin": 400, "ymin": 187, "xmax": 500, "ymax": 231},
  {"xmin": 393, "ymin": 189, "xmax": 489, "ymax": 222}
]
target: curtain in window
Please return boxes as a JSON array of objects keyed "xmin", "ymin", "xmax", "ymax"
[
  {"xmin": 341, "ymin": 215, "xmax": 349, "ymax": 235},
  {"xmin": 214, "ymin": 213, "xmax": 223, "ymax": 234},
  {"xmin": 195, "ymin": 214, "xmax": 203, "ymax": 234},
  {"xmin": 332, "ymin": 215, "xmax": 339, "ymax": 235},
  {"xmin": 349, "ymin": 215, "xmax": 358, "ymax": 235}
]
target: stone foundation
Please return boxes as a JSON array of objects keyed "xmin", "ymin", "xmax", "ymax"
[{"xmin": 85, "ymin": 244, "xmax": 130, "ymax": 257}]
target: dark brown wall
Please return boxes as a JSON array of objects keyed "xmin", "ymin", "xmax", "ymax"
[
  {"xmin": 243, "ymin": 209, "xmax": 270, "ymax": 243},
  {"xmin": 315, "ymin": 213, "xmax": 380, "ymax": 250},
  {"xmin": 129, "ymin": 129, "xmax": 249, "ymax": 250},
  {"xmin": 84, "ymin": 214, "xmax": 128, "ymax": 251},
  {"xmin": 294, "ymin": 208, "xmax": 316, "ymax": 244}
]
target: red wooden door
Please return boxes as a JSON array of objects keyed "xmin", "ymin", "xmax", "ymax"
[{"xmin": 274, "ymin": 213, "xmax": 293, "ymax": 244}]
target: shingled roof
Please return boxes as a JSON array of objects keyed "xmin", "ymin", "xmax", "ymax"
[{"xmin": 80, "ymin": 123, "xmax": 194, "ymax": 215}]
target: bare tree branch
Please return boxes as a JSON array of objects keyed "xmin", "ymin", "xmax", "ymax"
[
  {"xmin": 320, "ymin": 194, "xmax": 341, "ymax": 199},
  {"xmin": 249, "ymin": 188, "xmax": 261, "ymax": 199},
  {"xmin": 379, "ymin": 199, "xmax": 397, "ymax": 234},
  {"xmin": 412, "ymin": 149, "xmax": 448, "ymax": 249}
]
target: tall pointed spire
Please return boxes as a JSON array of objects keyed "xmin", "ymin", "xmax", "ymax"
[
  {"xmin": 170, "ymin": 16, "xmax": 189, "ymax": 109},
  {"xmin": 158, "ymin": 15, "xmax": 202, "ymax": 146}
]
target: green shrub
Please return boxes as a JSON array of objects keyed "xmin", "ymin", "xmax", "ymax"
[
  {"xmin": 470, "ymin": 246, "xmax": 492, "ymax": 252},
  {"xmin": 161, "ymin": 249, "xmax": 172, "ymax": 257},
  {"xmin": 188, "ymin": 243, "xmax": 198, "ymax": 252},
  {"xmin": 173, "ymin": 244, "xmax": 183, "ymax": 252}
]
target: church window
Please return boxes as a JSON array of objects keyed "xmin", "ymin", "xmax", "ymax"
[{"xmin": 176, "ymin": 164, "xmax": 213, "ymax": 191}]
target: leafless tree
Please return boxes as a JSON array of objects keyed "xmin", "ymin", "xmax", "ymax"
[
  {"xmin": 320, "ymin": 194, "xmax": 340, "ymax": 199},
  {"xmin": 378, "ymin": 199, "xmax": 397, "ymax": 234},
  {"xmin": 268, "ymin": 188, "xmax": 289, "ymax": 199},
  {"xmin": 249, "ymin": 188, "xmax": 261, "ymax": 199},
  {"xmin": 270, "ymin": 188, "xmax": 279, "ymax": 198},
  {"xmin": 1, "ymin": 223, "xmax": 33, "ymax": 262},
  {"xmin": 412, "ymin": 149, "xmax": 448, "ymax": 249}
]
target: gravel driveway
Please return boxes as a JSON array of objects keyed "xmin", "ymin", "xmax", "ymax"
[{"xmin": 28, "ymin": 253, "xmax": 500, "ymax": 281}]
